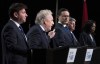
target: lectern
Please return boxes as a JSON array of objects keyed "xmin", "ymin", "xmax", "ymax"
[
  {"xmin": 90, "ymin": 47, "xmax": 100, "ymax": 64},
  {"xmin": 66, "ymin": 46, "xmax": 87, "ymax": 64},
  {"xmin": 29, "ymin": 46, "xmax": 90, "ymax": 64},
  {"xmin": 84, "ymin": 46, "xmax": 94, "ymax": 64},
  {"xmin": 29, "ymin": 47, "xmax": 69, "ymax": 64}
]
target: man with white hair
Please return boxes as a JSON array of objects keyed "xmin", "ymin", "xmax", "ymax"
[{"xmin": 27, "ymin": 9, "xmax": 55, "ymax": 49}]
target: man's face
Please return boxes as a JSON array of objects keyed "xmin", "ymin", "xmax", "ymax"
[
  {"xmin": 44, "ymin": 14, "xmax": 54, "ymax": 32},
  {"xmin": 59, "ymin": 11, "xmax": 70, "ymax": 24},
  {"xmin": 68, "ymin": 21, "xmax": 76, "ymax": 31},
  {"xmin": 16, "ymin": 9, "xmax": 28, "ymax": 23}
]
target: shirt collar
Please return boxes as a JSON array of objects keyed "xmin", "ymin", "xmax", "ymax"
[
  {"xmin": 58, "ymin": 21, "xmax": 67, "ymax": 27},
  {"xmin": 40, "ymin": 25, "xmax": 45, "ymax": 31},
  {"xmin": 10, "ymin": 18, "xmax": 20, "ymax": 27}
]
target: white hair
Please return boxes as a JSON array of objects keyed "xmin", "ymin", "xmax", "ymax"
[{"xmin": 35, "ymin": 9, "xmax": 53, "ymax": 24}]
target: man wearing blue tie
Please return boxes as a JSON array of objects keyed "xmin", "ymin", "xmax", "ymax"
[
  {"xmin": 1, "ymin": 3, "xmax": 29, "ymax": 64},
  {"xmin": 52, "ymin": 8, "xmax": 76, "ymax": 48}
]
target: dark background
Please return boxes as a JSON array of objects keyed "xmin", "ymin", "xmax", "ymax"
[{"xmin": 0, "ymin": 0, "xmax": 99, "ymax": 63}]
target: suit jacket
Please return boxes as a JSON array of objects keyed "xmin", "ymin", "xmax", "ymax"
[
  {"xmin": 1, "ymin": 20, "xmax": 29, "ymax": 64},
  {"xmin": 70, "ymin": 32, "xmax": 80, "ymax": 47},
  {"xmin": 52, "ymin": 23, "xmax": 77, "ymax": 48},
  {"xmin": 27, "ymin": 24, "xmax": 50, "ymax": 49},
  {"xmin": 79, "ymin": 31, "xmax": 96, "ymax": 47}
]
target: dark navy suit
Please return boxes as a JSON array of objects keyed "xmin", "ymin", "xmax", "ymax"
[
  {"xmin": 53, "ymin": 23, "xmax": 76, "ymax": 48},
  {"xmin": 27, "ymin": 24, "xmax": 50, "ymax": 49},
  {"xmin": 1, "ymin": 20, "xmax": 29, "ymax": 64}
]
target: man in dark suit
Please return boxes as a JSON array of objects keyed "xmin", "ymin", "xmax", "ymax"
[
  {"xmin": 1, "ymin": 3, "xmax": 29, "ymax": 64},
  {"xmin": 27, "ymin": 9, "xmax": 55, "ymax": 49},
  {"xmin": 53, "ymin": 8, "xmax": 76, "ymax": 48},
  {"xmin": 68, "ymin": 17, "xmax": 80, "ymax": 47}
]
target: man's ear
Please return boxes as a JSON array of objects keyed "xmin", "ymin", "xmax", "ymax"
[{"xmin": 14, "ymin": 12, "xmax": 18, "ymax": 18}]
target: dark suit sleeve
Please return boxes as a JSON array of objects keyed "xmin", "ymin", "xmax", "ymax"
[
  {"xmin": 53, "ymin": 28, "xmax": 66, "ymax": 47},
  {"xmin": 4, "ymin": 27, "xmax": 27, "ymax": 55},
  {"xmin": 27, "ymin": 30, "xmax": 42, "ymax": 49}
]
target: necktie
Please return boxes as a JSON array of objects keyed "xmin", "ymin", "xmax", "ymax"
[
  {"xmin": 19, "ymin": 26, "xmax": 27, "ymax": 41},
  {"xmin": 71, "ymin": 32, "xmax": 78, "ymax": 42},
  {"xmin": 19, "ymin": 26, "xmax": 24, "ymax": 33},
  {"xmin": 70, "ymin": 32, "xmax": 79, "ymax": 46}
]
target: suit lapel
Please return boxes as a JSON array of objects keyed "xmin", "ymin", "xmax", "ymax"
[
  {"xmin": 9, "ymin": 20, "xmax": 29, "ymax": 47},
  {"xmin": 38, "ymin": 25, "xmax": 50, "ymax": 48}
]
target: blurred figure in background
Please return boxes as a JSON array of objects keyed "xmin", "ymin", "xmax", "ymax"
[{"xmin": 79, "ymin": 20, "xmax": 96, "ymax": 47}]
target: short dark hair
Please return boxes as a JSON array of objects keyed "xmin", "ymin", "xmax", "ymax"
[
  {"xmin": 9, "ymin": 3, "xmax": 27, "ymax": 18},
  {"xmin": 57, "ymin": 8, "xmax": 69, "ymax": 16}
]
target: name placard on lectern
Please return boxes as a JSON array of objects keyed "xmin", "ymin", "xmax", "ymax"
[
  {"xmin": 67, "ymin": 48, "xmax": 77, "ymax": 63},
  {"xmin": 84, "ymin": 47, "xmax": 94, "ymax": 64},
  {"xmin": 85, "ymin": 49, "xmax": 93, "ymax": 61},
  {"xmin": 67, "ymin": 46, "xmax": 87, "ymax": 64}
]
